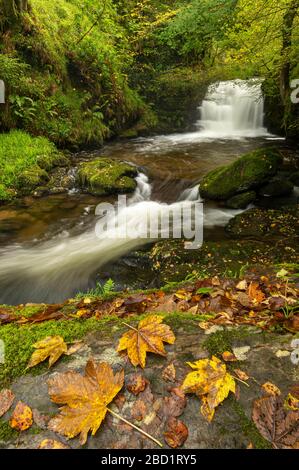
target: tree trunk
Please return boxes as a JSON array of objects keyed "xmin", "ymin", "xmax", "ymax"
[
  {"xmin": 280, "ymin": 0, "xmax": 298, "ymax": 105},
  {"xmin": 1, "ymin": 0, "xmax": 28, "ymax": 28}
]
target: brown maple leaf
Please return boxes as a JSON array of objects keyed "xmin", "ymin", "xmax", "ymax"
[
  {"xmin": 252, "ymin": 395, "xmax": 299, "ymax": 449},
  {"xmin": 48, "ymin": 359, "xmax": 124, "ymax": 445},
  {"xmin": 117, "ymin": 315, "xmax": 175, "ymax": 368}
]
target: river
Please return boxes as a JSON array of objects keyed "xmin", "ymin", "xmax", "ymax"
[{"xmin": 0, "ymin": 79, "xmax": 293, "ymax": 304}]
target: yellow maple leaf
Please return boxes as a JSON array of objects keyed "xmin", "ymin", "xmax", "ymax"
[
  {"xmin": 48, "ymin": 359, "xmax": 124, "ymax": 445},
  {"xmin": 27, "ymin": 335, "xmax": 68, "ymax": 368},
  {"xmin": 117, "ymin": 315, "xmax": 175, "ymax": 368},
  {"xmin": 181, "ymin": 356, "xmax": 236, "ymax": 421}
]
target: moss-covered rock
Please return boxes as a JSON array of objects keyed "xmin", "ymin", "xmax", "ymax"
[
  {"xmin": 226, "ymin": 191, "xmax": 256, "ymax": 209},
  {"xmin": 199, "ymin": 148, "xmax": 283, "ymax": 200},
  {"xmin": 77, "ymin": 158, "xmax": 138, "ymax": 196},
  {"xmin": 36, "ymin": 153, "xmax": 70, "ymax": 171},
  {"xmin": 17, "ymin": 166, "xmax": 49, "ymax": 193},
  {"xmin": 259, "ymin": 177, "xmax": 294, "ymax": 197}
]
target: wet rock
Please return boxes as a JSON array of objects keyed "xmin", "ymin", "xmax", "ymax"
[
  {"xmin": 226, "ymin": 191, "xmax": 256, "ymax": 209},
  {"xmin": 77, "ymin": 158, "xmax": 137, "ymax": 196},
  {"xmin": 199, "ymin": 148, "xmax": 282, "ymax": 200},
  {"xmin": 259, "ymin": 177, "xmax": 294, "ymax": 197},
  {"xmin": 1, "ymin": 324, "xmax": 297, "ymax": 449}
]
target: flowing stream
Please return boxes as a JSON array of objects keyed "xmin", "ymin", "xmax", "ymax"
[{"xmin": 0, "ymin": 79, "xmax": 288, "ymax": 304}]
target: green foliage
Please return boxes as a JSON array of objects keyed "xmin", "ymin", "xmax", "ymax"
[
  {"xmin": 75, "ymin": 279, "xmax": 116, "ymax": 300},
  {"xmin": 159, "ymin": 0, "xmax": 237, "ymax": 64}
]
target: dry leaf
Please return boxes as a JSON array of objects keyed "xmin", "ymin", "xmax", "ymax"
[
  {"xmin": 0, "ymin": 389, "xmax": 15, "ymax": 418},
  {"xmin": 247, "ymin": 282, "xmax": 265, "ymax": 303},
  {"xmin": 284, "ymin": 393, "xmax": 299, "ymax": 411},
  {"xmin": 234, "ymin": 369, "xmax": 250, "ymax": 382},
  {"xmin": 222, "ymin": 351, "xmax": 238, "ymax": 362},
  {"xmin": 117, "ymin": 315, "xmax": 175, "ymax": 368},
  {"xmin": 27, "ymin": 335, "xmax": 68, "ymax": 368},
  {"xmin": 162, "ymin": 363, "xmax": 176, "ymax": 382},
  {"xmin": 182, "ymin": 356, "xmax": 236, "ymax": 422},
  {"xmin": 10, "ymin": 401, "xmax": 33, "ymax": 431},
  {"xmin": 48, "ymin": 359, "xmax": 124, "ymax": 445},
  {"xmin": 252, "ymin": 395, "xmax": 299, "ymax": 448},
  {"xmin": 164, "ymin": 417, "xmax": 188, "ymax": 448},
  {"xmin": 65, "ymin": 341, "xmax": 84, "ymax": 356},
  {"xmin": 236, "ymin": 280, "xmax": 247, "ymax": 291},
  {"xmin": 262, "ymin": 382, "xmax": 281, "ymax": 397},
  {"xmin": 126, "ymin": 374, "xmax": 148, "ymax": 395},
  {"xmin": 38, "ymin": 439, "xmax": 70, "ymax": 449}
]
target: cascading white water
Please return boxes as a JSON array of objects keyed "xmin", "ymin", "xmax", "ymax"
[
  {"xmin": 198, "ymin": 79, "xmax": 268, "ymax": 138},
  {"xmin": 139, "ymin": 79, "xmax": 271, "ymax": 148},
  {"xmin": 0, "ymin": 173, "xmax": 241, "ymax": 304}
]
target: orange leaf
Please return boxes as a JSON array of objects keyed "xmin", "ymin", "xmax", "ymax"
[
  {"xmin": 10, "ymin": 401, "xmax": 33, "ymax": 431},
  {"xmin": 247, "ymin": 282, "xmax": 265, "ymax": 304},
  {"xmin": 222, "ymin": 351, "xmax": 238, "ymax": 362}
]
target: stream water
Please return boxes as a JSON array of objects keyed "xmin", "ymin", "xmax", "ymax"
[{"xmin": 0, "ymin": 79, "xmax": 293, "ymax": 304}]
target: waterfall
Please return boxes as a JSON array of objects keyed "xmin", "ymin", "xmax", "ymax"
[{"xmin": 198, "ymin": 79, "xmax": 268, "ymax": 138}]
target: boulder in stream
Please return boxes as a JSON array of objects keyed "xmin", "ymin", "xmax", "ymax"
[
  {"xmin": 77, "ymin": 158, "xmax": 138, "ymax": 196},
  {"xmin": 199, "ymin": 148, "xmax": 283, "ymax": 200},
  {"xmin": 259, "ymin": 177, "xmax": 294, "ymax": 197}
]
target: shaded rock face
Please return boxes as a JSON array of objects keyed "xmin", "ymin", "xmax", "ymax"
[
  {"xmin": 226, "ymin": 191, "xmax": 257, "ymax": 209},
  {"xmin": 259, "ymin": 177, "xmax": 294, "ymax": 197},
  {"xmin": 0, "ymin": 322, "xmax": 297, "ymax": 449},
  {"xmin": 77, "ymin": 158, "xmax": 138, "ymax": 196},
  {"xmin": 199, "ymin": 148, "xmax": 283, "ymax": 201}
]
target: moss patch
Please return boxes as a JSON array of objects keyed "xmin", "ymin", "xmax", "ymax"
[
  {"xmin": 231, "ymin": 399, "xmax": 271, "ymax": 449},
  {"xmin": 77, "ymin": 158, "xmax": 137, "ymax": 196},
  {"xmin": 0, "ymin": 316, "xmax": 120, "ymax": 386},
  {"xmin": 0, "ymin": 419, "xmax": 19, "ymax": 442}
]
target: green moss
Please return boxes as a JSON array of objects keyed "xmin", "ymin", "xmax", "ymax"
[
  {"xmin": 77, "ymin": 158, "xmax": 137, "ymax": 196},
  {"xmin": 231, "ymin": 399, "xmax": 271, "ymax": 449},
  {"xmin": 203, "ymin": 328, "xmax": 254, "ymax": 356},
  {"xmin": 199, "ymin": 148, "xmax": 283, "ymax": 200},
  {"xmin": 0, "ymin": 316, "xmax": 120, "ymax": 387},
  {"xmin": 0, "ymin": 419, "xmax": 18, "ymax": 442},
  {"xmin": 0, "ymin": 130, "xmax": 68, "ymax": 201}
]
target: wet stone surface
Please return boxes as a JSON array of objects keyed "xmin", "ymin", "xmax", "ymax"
[{"xmin": 0, "ymin": 323, "xmax": 297, "ymax": 449}]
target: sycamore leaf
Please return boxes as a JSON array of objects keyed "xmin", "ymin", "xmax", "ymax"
[
  {"xmin": 27, "ymin": 335, "xmax": 68, "ymax": 368},
  {"xmin": 182, "ymin": 356, "xmax": 236, "ymax": 422},
  {"xmin": 252, "ymin": 395, "xmax": 299, "ymax": 449},
  {"xmin": 117, "ymin": 315, "xmax": 175, "ymax": 368},
  {"xmin": 10, "ymin": 401, "xmax": 33, "ymax": 431},
  {"xmin": 48, "ymin": 359, "xmax": 124, "ymax": 445}
]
